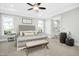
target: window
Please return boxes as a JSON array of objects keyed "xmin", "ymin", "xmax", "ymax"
[
  {"xmin": 53, "ymin": 20, "xmax": 58, "ymax": 28},
  {"xmin": 37, "ymin": 20, "xmax": 44, "ymax": 34},
  {"xmin": 2, "ymin": 15, "xmax": 14, "ymax": 35}
]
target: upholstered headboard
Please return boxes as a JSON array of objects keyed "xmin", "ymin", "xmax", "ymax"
[
  {"xmin": 19, "ymin": 25, "xmax": 36, "ymax": 36},
  {"xmin": 19, "ymin": 25, "xmax": 35, "ymax": 31}
]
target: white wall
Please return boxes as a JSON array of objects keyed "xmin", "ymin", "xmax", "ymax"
[
  {"xmin": 45, "ymin": 19, "xmax": 52, "ymax": 38},
  {"xmin": 61, "ymin": 7, "xmax": 79, "ymax": 46},
  {"xmin": 13, "ymin": 16, "xmax": 22, "ymax": 33},
  {"xmin": 13, "ymin": 16, "xmax": 39, "ymax": 34},
  {"xmin": 45, "ymin": 7, "xmax": 79, "ymax": 46},
  {"xmin": 45, "ymin": 15, "xmax": 61, "ymax": 38},
  {"xmin": 50, "ymin": 7, "xmax": 79, "ymax": 45}
]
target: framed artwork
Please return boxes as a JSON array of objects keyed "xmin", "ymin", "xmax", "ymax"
[{"xmin": 22, "ymin": 18, "xmax": 32, "ymax": 24}]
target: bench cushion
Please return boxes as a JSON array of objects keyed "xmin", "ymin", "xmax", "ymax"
[{"xmin": 26, "ymin": 40, "xmax": 48, "ymax": 48}]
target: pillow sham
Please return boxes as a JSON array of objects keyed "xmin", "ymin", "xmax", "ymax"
[
  {"xmin": 19, "ymin": 31, "xmax": 24, "ymax": 36},
  {"xmin": 24, "ymin": 32, "xmax": 34, "ymax": 36}
]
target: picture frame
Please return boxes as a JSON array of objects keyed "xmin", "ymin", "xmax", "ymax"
[{"xmin": 22, "ymin": 18, "xmax": 32, "ymax": 24}]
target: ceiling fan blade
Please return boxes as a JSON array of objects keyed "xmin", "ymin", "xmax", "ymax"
[
  {"xmin": 39, "ymin": 7, "xmax": 46, "ymax": 9},
  {"xmin": 28, "ymin": 8, "xmax": 33, "ymax": 10},
  {"xmin": 37, "ymin": 3, "xmax": 41, "ymax": 6},
  {"xmin": 27, "ymin": 3, "xmax": 33, "ymax": 6}
]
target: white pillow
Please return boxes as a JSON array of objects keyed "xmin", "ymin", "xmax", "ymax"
[
  {"xmin": 19, "ymin": 31, "xmax": 24, "ymax": 36},
  {"xmin": 24, "ymin": 32, "xmax": 34, "ymax": 36}
]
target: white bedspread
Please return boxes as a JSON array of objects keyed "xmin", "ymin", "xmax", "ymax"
[{"xmin": 17, "ymin": 34, "xmax": 48, "ymax": 42}]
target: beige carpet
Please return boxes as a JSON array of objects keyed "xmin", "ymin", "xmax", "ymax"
[{"xmin": 0, "ymin": 39, "xmax": 79, "ymax": 56}]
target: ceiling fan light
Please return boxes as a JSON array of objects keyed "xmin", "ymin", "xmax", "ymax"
[{"xmin": 33, "ymin": 6, "xmax": 39, "ymax": 11}]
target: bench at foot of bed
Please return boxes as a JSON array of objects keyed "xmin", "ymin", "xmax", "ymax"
[{"xmin": 25, "ymin": 40, "xmax": 49, "ymax": 56}]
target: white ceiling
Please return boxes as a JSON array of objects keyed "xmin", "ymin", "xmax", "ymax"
[{"xmin": 0, "ymin": 3, "xmax": 79, "ymax": 19}]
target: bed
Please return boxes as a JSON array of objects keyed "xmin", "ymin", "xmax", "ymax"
[
  {"xmin": 16, "ymin": 33, "xmax": 48, "ymax": 50},
  {"xmin": 16, "ymin": 25, "xmax": 48, "ymax": 51},
  {"xmin": 17, "ymin": 33, "xmax": 48, "ymax": 41}
]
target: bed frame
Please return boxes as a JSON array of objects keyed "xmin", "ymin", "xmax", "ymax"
[{"xmin": 16, "ymin": 25, "xmax": 48, "ymax": 52}]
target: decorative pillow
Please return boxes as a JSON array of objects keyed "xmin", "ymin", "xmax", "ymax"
[
  {"xmin": 24, "ymin": 32, "xmax": 34, "ymax": 36},
  {"xmin": 19, "ymin": 31, "xmax": 24, "ymax": 36}
]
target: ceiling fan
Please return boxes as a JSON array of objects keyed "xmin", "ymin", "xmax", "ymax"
[{"xmin": 27, "ymin": 3, "xmax": 46, "ymax": 12}]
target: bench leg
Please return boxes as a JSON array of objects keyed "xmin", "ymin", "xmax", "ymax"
[
  {"xmin": 46, "ymin": 45, "xmax": 49, "ymax": 49},
  {"xmin": 45, "ymin": 44, "xmax": 49, "ymax": 49},
  {"xmin": 42, "ymin": 45, "xmax": 45, "ymax": 48}
]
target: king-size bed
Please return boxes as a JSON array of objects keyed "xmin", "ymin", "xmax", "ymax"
[{"xmin": 16, "ymin": 25, "xmax": 48, "ymax": 51}]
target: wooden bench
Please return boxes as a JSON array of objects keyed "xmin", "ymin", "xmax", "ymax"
[{"xmin": 25, "ymin": 40, "xmax": 49, "ymax": 55}]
